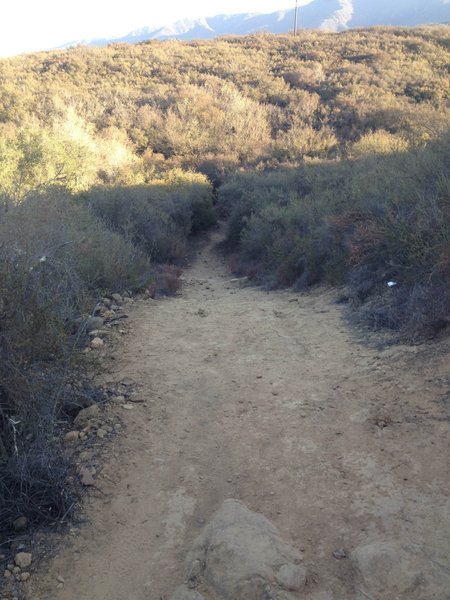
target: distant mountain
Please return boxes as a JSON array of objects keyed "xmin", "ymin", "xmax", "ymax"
[
  {"xmin": 63, "ymin": 0, "xmax": 450, "ymax": 48},
  {"xmin": 350, "ymin": 0, "xmax": 450, "ymax": 28}
]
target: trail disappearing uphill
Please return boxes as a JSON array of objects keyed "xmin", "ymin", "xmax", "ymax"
[{"xmin": 32, "ymin": 229, "xmax": 450, "ymax": 600}]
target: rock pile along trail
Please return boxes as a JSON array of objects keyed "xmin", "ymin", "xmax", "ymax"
[{"xmin": 31, "ymin": 229, "xmax": 450, "ymax": 600}]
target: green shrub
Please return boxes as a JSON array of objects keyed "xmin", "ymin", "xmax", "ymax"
[
  {"xmin": 218, "ymin": 132, "xmax": 450, "ymax": 340},
  {"xmin": 87, "ymin": 170, "xmax": 215, "ymax": 262},
  {"xmin": 0, "ymin": 190, "xmax": 151, "ymax": 535}
]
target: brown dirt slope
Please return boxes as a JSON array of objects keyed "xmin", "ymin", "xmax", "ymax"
[{"xmin": 30, "ymin": 229, "xmax": 450, "ymax": 600}]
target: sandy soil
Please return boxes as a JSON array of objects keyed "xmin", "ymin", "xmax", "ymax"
[{"xmin": 29, "ymin": 229, "xmax": 450, "ymax": 599}]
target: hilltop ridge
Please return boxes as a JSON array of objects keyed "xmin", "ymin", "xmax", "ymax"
[{"xmin": 61, "ymin": 0, "xmax": 450, "ymax": 48}]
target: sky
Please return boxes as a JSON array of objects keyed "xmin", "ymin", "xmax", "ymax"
[{"xmin": 0, "ymin": 0, "xmax": 313, "ymax": 57}]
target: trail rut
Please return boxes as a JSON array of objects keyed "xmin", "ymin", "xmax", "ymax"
[{"xmin": 31, "ymin": 229, "xmax": 450, "ymax": 599}]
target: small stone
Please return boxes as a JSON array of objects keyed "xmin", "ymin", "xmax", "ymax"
[
  {"xmin": 15, "ymin": 552, "xmax": 32, "ymax": 568},
  {"xmin": 4, "ymin": 569, "xmax": 12, "ymax": 578},
  {"xmin": 111, "ymin": 293, "xmax": 122, "ymax": 304},
  {"xmin": 103, "ymin": 310, "xmax": 116, "ymax": 320},
  {"xmin": 122, "ymin": 404, "xmax": 134, "ymax": 410},
  {"xmin": 333, "ymin": 548, "xmax": 347, "ymax": 560},
  {"xmin": 96, "ymin": 428, "xmax": 107, "ymax": 439},
  {"xmin": 90, "ymin": 337, "xmax": 104, "ymax": 350},
  {"xmin": 64, "ymin": 431, "xmax": 80, "ymax": 444},
  {"xmin": 276, "ymin": 564, "xmax": 307, "ymax": 591},
  {"xmin": 13, "ymin": 516, "xmax": 28, "ymax": 531},
  {"xmin": 271, "ymin": 382, "xmax": 282, "ymax": 396},
  {"xmin": 86, "ymin": 316, "xmax": 104, "ymax": 333},
  {"xmin": 13, "ymin": 566, "xmax": 21, "ymax": 574},
  {"xmin": 114, "ymin": 423, "xmax": 122, "ymax": 430},
  {"xmin": 57, "ymin": 582, "xmax": 64, "ymax": 589},
  {"xmin": 93, "ymin": 303, "xmax": 103, "ymax": 314},
  {"xmin": 56, "ymin": 575, "xmax": 65, "ymax": 583},
  {"xmin": 102, "ymin": 298, "xmax": 112, "ymax": 308},
  {"xmin": 21, "ymin": 572, "xmax": 30, "ymax": 581},
  {"xmin": 74, "ymin": 404, "xmax": 100, "ymax": 428},
  {"xmin": 79, "ymin": 466, "xmax": 95, "ymax": 486}
]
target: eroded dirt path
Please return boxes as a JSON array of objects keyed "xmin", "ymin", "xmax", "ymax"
[{"xmin": 31, "ymin": 230, "xmax": 450, "ymax": 599}]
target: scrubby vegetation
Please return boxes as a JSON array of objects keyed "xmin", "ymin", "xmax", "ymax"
[
  {"xmin": 1, "ymin": 27, "xmax": 449, "ymax": 183},
  {"xmin": 219, "ymin": 132, "xmax": 450, "ymax": 339},
  {"xmin": 0, "ymin": 181, "xmax": 214, "ymax": 539},
  {"xmin": 0, "ymin": 26, "xmax": 449, "ymax": 539}
]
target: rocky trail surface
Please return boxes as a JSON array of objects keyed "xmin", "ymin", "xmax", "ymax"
[{"xmin": 29, "ymin": 229, "xmax": 450, "ymax": 600}]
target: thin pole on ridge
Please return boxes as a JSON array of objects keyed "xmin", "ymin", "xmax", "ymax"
[{"xmin": 293, "ymin": 0, "xmax": 298, "ymax": 36}]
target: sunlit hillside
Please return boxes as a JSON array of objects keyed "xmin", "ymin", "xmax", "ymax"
[
  {"xmin": 0, "ymin": 28, "xmax": 449, "ymax": 539},
  {"xmin": 1, "ymin": 28, "xmax": 449, "ymax": 183}
]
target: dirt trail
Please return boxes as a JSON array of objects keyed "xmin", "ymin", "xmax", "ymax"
[{"xmin": 31, "ymin": 229, "xmax": 450, "ymax": 599}]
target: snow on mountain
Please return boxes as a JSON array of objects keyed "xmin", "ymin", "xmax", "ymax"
[
  {"xmin": 320, "ymin": 0, "xmax": 354, "ymax": 32},
  {"xmin": 154, "ymin": 18, "xmax": 214, "ymax": 38}
]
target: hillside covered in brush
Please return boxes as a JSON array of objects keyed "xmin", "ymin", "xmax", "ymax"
[
  {"xmin": 0, "ymin": 27, "xmax": 449, "ymax": 536},
  {"xmin": 1, "ymin": 27, "xmax": 449, "ymax": 183}
]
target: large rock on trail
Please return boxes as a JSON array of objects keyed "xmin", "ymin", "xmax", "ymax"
[
  {"xmin": 350, "ymin": 541, "xmax": 424, "ymax": 596},
  {"xmin": 176, "ymin": 499, "xmax": 306, "ymax": 600}
]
